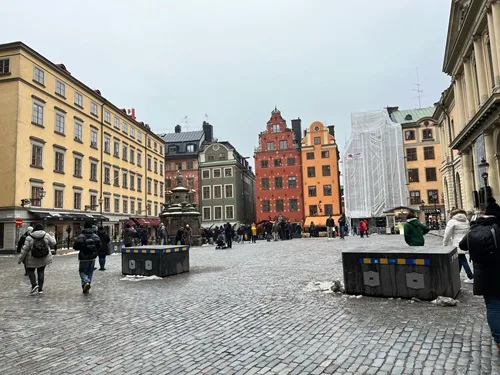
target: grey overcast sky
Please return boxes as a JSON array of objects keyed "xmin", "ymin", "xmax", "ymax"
[{"xmin": 3, "ymin": 0, "xmax": 451, "ymax": 164}]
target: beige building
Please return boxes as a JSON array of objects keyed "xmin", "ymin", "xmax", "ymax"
[
  {"xmin": 441, "ymin": 0, "xmax": 500, "ymax": 211},
  {"xmin": 0, "ymin": 42, "xmax": 164, "ymax": 253}
]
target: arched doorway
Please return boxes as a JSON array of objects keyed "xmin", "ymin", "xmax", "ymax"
[{"xmin": 456, "ymin": 172, "xmax": 463, "ymax": 209}]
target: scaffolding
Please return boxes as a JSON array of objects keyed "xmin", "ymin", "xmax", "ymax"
[{"xmin": 343, "ymin": 110, "xmax": 406, "ymax": 230}]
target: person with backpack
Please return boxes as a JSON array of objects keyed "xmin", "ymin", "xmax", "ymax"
[
  {"xmin": 404, "ymin": 211, "xmax": 430, "ymax": 246},
  {"xmin": 17, "ymin": 223, "xmax": 56, "ymax": 294},
  {"xmin": 443, "ymin": 209, "xmax": 473, "ymax": 283},
  {"xmin": 16, "ymin": 226, "xmax": 33, "ymax": 276},
  {"xmin": 459, "ymin": 214, "xmax": 500, "ymax": 355},
  {"xmin": 73, "ymin": 222, "xmax": 101, "ymax": 294},
  {"xmin": 97, "ymin": 226, "xmax": 111, "ymax": 271},
  {"xmin": 326, "ymin": 215, "xmax": 335, "ymax": 240}
]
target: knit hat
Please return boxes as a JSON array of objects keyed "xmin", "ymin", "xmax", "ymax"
[
  {"xmin": 34, "ymin": 223, "xmax": 44, "ymax": 231},
  {"xmin": 27, "ymin": 226, "xmax": 34, "ymax": 233}
]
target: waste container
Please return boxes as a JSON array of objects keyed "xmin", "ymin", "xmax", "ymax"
[{"xmin": 121, "ymin": 245, "xmax": 189, "ymax": 277}]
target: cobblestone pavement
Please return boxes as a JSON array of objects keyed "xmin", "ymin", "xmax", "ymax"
[{"xmin": 1, "ymin": 234, "xmax": 499, "ymax": 374}]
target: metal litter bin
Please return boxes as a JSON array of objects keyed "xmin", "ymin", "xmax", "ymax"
[{"xmin": 121, "ymin": 245, "xmax": 190, "ymax": 277}]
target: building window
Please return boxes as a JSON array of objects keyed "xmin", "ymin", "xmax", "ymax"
[
  {"xmin": 261, "ymin": 160, "xmax": 269, "ymax": 168},
  {"xmin": 424, "ymin": 146, "xmax": 435, "ymax": 160},
  {"xmin": 289, "ymin": 199, "xmax": 298, "ymax": 211},
  {"xmin": 91, "ymin": 102, "xmax": 98, "ymax": 116},
  {"xmin": 32, "ymin": 102, "xmax": 44, "ymax": 126},
  {"xmin": 136, "ymin": 201, "xmax": 142, "ymax": 214},
  {"xmin": 322, "ymin": 165, "xmax": 331, "ymax": 176},
  {"xmin": 261, "ymin": 178, "xmax": 269, "ymax": 190},
  {"xmin": 74, "ymin": 192, "xmax": 82, "ymax": 210},
  {"xmin": 56, "ymin": 80, "xmax": 65, "ymax": 97},
  {"xmin": 224, "ymin": 168, "xmax": 232, "ymax": 177},
  {"xmin": 147, "ymin": 179, "xmax": 152, "ymax": 194},
  {"xmin": 425, "ymin": 168, "xmax": 437, "ymax": 181},
  {"xmin": 154, "ymin": 203, "xmax": 158, "ymax": 217},
  {"xmin": 324, "ymin": 204, "xmax": 333, "ymax": 216},
  {"xmin": 203, "ymin": 207, "xmax": 211, "ymax": 220},
  {"xmin": 137, "ymin": 176, "xmax": 142, "ymax": 192},
  {"xmin": 279, "ymin": 140, "xmax": 288, "ymax": 150},
  {"xmin": 214, "ymin": 206, "xmax": 222, "ymax": 220},
  {"xmin": 323, "ymin": 185, "xmax": 332, "ymax": 196},
  {"xmin": 0, "ymin": 58, "xmax": 10, "ymax": 74},
  {"xmin": 214, "ymin": 185, "xmax": 222, "ymax": 199},
  {"xmin": 410, "ymin": 191, "xmax": 421, "ymax": 205},
  {"xmin": 123, "ymin": 200, "xmax": 128, "ymax": 214},
  {"xmin": 114, "ymin": 117, "xmax": 120, "ymax": 129},
  {"xmin": 165, "ymin": 178, "xmax": 171, "ymax": 189},
  {"xmin": 130, "ymin": 174, "xmax": 135, "ymax": 190},
  {"xmin": 288, "ymin": 176, "xmax": 297, "ymax": 188},
  {"xmin": 148, "ymin": 138, "xmax": 152, "ymax": 148},
  {"xmin": 160, "ymin": 182, "xmax": 164, "ymax": 197},
  {"xmin": 177, "ymin": 162, "xmax": 183, "ymax": 170},
  {"xmin": 31, "ymin": 144, "xmax": 43, "ymax": 168},
  {"xmin": 90, "ymin": 195, "xmax": 97, "ymax": 211},
  {"xmin": 122, "ymin": 172, "xmax": 128, "ymax": 188},
  {"xmin": 54, "ymin": 151, "xmax": 64, "ymax": 173},
  {"xmin": 225, "ymin": 185, "xmax": 233, "ymax": 198},
  {"xmin": 202, "ymin": 186, "xmax": 211, "ymax": 200},
  {"xmin": 74, "ymin": 121, "xmax": 83, "ymax": 142},
  {"xmin": 154, "ymin": 160, "xmax": 158, "ymax": 173},
  {"xmin": 54, "ymin": 112, "xmax": 65, "ymax": 135},
  {"xmin": 287, "ymin": 157, "xmax": 295, "ymax": 166},
  {"xmin": 130, "ymin": 149, "xmax": 135, "ymax": 164},
  {"xmin": 160, "ymin": 162, "xmax": 163, "ymax": 176},
  {"xmin": 168, "ymin": 145, "xmax": 177, "ymax": 154},
  {"xmin": 307, "ymin": 166, "xmax": 316, "ymax": 177},
  {"xmin": 186, "ymin": 161, "xmax": 194, "ymax": 170},
  {"xmin": 275, "ymin": 177, "xmax": 283, "ymax": 189},
  {"xmin": 405, "ymin": 130, "xmax": 415, "ymax": 140},
  {"xmin": 104, "ymin": 110, "xmax": 111, "ymax": 123},
  {"xmin": 137, "ymin": 152, "xmax": 142, "ymax": 167},
  {"xmin": 314, "ymin": 137, "xmax": 321, "ymax": 145},
  {"xmin": 137, "ymin": 131, "xmax": 143, "ymax": 142},
  {"xmin": 52, "ymin": 189, "xmax": 63, "ymax": 208},
  {"xmin": 273, "ymin": 199, "xmax": 283, "ymax": 212},
  {"xmin": 114, "ymin": 198, "xmax": 120, "ymax": 213},
  {"xmin": 113, "ymin": 170, "xmax": 119, "ymax": 187},
  {"xmin": 267, "ymin": 142, "xmax": 275, "ymax": 151},
  {"xmin": 30, "ymin": 186, "xmax": 43, "ymax": 207},
  {"xmin": 422, "ymin": 129, "xmax": 433, "ymax": 140},
  {"xmin": 147, "ymin": 156, "xmax": 152, "ymax": 171},
  {"xmin": 122, "ymin": 121, "xmax": 128, "ymax": 133},
  {"xmin": 213, "ymin": 169, "xmax": 221, "ymax": 178},
  {"xmin": 123, "ymin": 144, "xmax": 128, "ymax": 161},
  {"xmin": 104, "ymin": 167, "xmax": 110, "ymax": 184},
  {"xmin": 308, "ymin": 186, "xmax": 317, "ymax": 197},
  {"xmin": 90, "ymin": 129, "xmax": 98, "ymax": 148},
  {"xmin": 33, "ymin": 66, "xmax": 44, "ymax": 84},
  {"xmin": 274, "ymin": 159, "xmax": 282, "ymax": 167},
  {"xmin": 186, "ymin": 144, "xmax": 195, "ymax": 153},
  {"xmin": 104, "ymin": 197, "xmax": 110, "ymax": 212},
  {"xmin": 73, "ymin": 157, "xmax": 82, "ymax": 177},
  {"xmin": 408, "ymin": 168, "xmax": 419, "ymax": 182},
  {"xmin": 321, "ymin": 151, "xmax": 329, "ymax": 158},
  {"xmin": 208, "ymin": 155, "xmax": 215, "ymax": 161},
  {"xmin": 113, "ymin": 141, "xmax": 120, "ymax": 157},
  {"xmin": 428, "ymin": 189, "xmax": 439, "ymax": 204},
  {"xmin": 202, "ymin": 170, "xmax": 210, "ymax": 179},
  {"xmin": 272, "ymin": 124, "xmax": 280, "ymax": 133},
  {"xmin": 262, "ymin": 200, "xmax": 270, "ymax": 212},
  {"xmin": 104, "ymin": 136, "xmax": 111, "ymax": 154},
  {"xmin": 154, "ymin": 180, "xmax": 158, "ymax": 195},
  {"xmin": 130, "ymin": 200, "xmax": 135, "ymax": 214},
  {"xmin": 130, "ymin": 127, "xmax": 135, "ymax": 138},
  {"xmin": 406, "ymin": 148, "xmax": 417, "ymax": 161},
  {"xmin": 225, "ymin": 206, "xmax": 234, "ymax": 220},
  {"xmin": 187, "ymin": 177, "xmax": 194, "ymax": 187},
  {"xmin": 90, "ymin": 162, "xmax": 98, "ymax": 181},
  {"xmin": 306, "ymin": 152, "xmax": 315, "ymax": 160},
  {"xmin": 75, "ymin": 91, "xmax": 83, "ymax": 107},
  {"xmin": 309, "ymin": 205, "xmax": 318, "ymax": 216}
]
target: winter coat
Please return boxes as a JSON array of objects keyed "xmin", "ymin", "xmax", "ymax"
[
  {"xmin": 17, "ymin": 230, "xmax": 31, "ymax": 254},
  {"xmin": 443, "ymin": 213, "xmax": 470, "ymax": 253},
  {"xmin": 123, "ymin": 227, "xmax": 136, "ymax": 247},
  {"xmin": 485, "ymin": 201, "xmax": 500, "ymax": 223},
  {"xmin": 326, "ymin": 218, "xmax": 335, "ymax": 227},
  {"xmin": 224, "ymin": 224, "xmax": 234, "ymax": 237},
  {"xmin": 97, "ymin": 229, "xmax": 111, "ymax": 256},
  {"xmin": 251, "ymin": 225, "xmax": 257, "ymax": 236},
  {"xmin": 73, "ymin": 228, "xmax": 101, "ymax": 261},
  {"xmin": 338, "ymin": 215, "xmax": 346, "ymax": 226},
  {"xmin": 158, "ymin": 226, "xmax": 167, "ymax": 237},
  {"xmin": 459, "ymin": 216, "xmax": 500, "ymax": 297},
  {"xmin": 18, "ymin": 230, "xmax": 55, "ymax": 268},
  {"xmin": 404, "ymin": 218, "xmax": 430, "ymax": 246},
  {"xmin": 184, "ymin": 228, "xmax": 192, "ymax": 246},
  {"xmin": 175, "ymin": 229, "xmax": 185, "ymax": 245}
]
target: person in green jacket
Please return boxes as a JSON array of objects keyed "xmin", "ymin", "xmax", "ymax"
[{"xmin": 404, "ymin": 211, "xmax": 430, "ymax": 246}]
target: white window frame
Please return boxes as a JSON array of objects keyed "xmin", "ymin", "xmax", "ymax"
[
  {"xmin": 104, "ymin": 197, "xmax": 111, "ymax": 212},
  {"xmin": 32, "ymin": 100, "xmax": 44, "ymax": 126},
  {"xmin": 73, "ymin": 191, "xmax": 82, "ymax": 210},
  {"xmin": 203, "ymin": 207, "xmax": 211, "ymax": 221},
  {"xmin": 74, "ymin": 156, "xmax": 83, "ymax": 177},
  {"xmin": 30, "ymin": 140, "xmax": 44, "ymax": 168},
  {"xmin": 90, "ymin": 161, "xmax": 98, "ymax": 181},
  {"xmin": 74, "ymin": 120, "xmax": 83, "ymax": 142},
  {"xmin": 137, "ymin": 152, "xmax": 142, "ymax": 167},
  {"xmin": 202, "ymin": 169, "xmax": 210, "ymax": 179},
  {"xmin": 91, "ymin": 101, "xmax": 98, "ymax": 116},
  {"xmin": 114, "ymin": 117, "xmax": 120, "ymax": 129},
  {"xmin": 90, "ymin": 129, "xmax": 98, "ymax": 148},
  {"xmin": 212, "ymin": 168, "xmax": 221, "ymax": 178},
  {"xmin": 213, "ymin": 185, "xmax": 222, "ymax": 199},
  {"xmin": 225, "ymin": 205, "xmax": 234, "ymax": 220},
  {"xmin": 104, "ymin": 166, "xmax": 110, "ymax": 184},
  {"xmin": 33, "ymin": 66, "xmax": 44, "ymax": 84},
  {"xmin": 224, "ymin": 167, "xmax": 233, "ymax": 177},
  {"xmin": 54, "ymin": 149, "xmax": 65, "ymax": 173},
  {"xmin": 104, "ymin": 110, "xmax": 111, "ymax": 123},
  {"xmin": 186, "ymin": 144, "xmax": 195, "ymax": 152},
  {"xmin": 130, "ymin": 127, "xmax": 135, "ymax": 138},
  {"xmin": 55, "ymin": 111, "xmax": 65, "ymax": 134},
  {"xmin": 104, "ymin": 135, "xmax": 111, "ymax": 154},
  {"xmin": 75, "ymin": 91, "xmax": 83, "ymax": 107},
  {"xmin": 56, "ymin": 79, "xmax": 65, "ymax": 97},
  {"xmin": 122, "ymin": 121, "xmax": 128, "ymax": 133},
  {"xmin": 213, "ymin": 206, "xmax": 223, "ymax": 220},
  {"xmin": 137, "ymin": 131, "xmax": 143, "ymax": 141},
  {"xmin": 224, "ymin": 184, "xmax": 234, "ymax": 198},
  {"xmin": 123, "ymin": 199, "xmax": 128, "ymax": 214},
  {"xmin": 54, "ymin": 188, "xmax": 64, "ymax": 209},
  {"xmin": 202, "ymin": 186, "xmax": 211, "ymax": 200}
]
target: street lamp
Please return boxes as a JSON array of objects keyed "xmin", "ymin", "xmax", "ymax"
[{"xmin": 478, "ymin": 157, "xmax": 490, "ymax": 187}]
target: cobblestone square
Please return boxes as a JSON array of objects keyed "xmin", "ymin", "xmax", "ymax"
[{"xmin": 1, "ymin": 234, "xmax": 499, "ymax": 374}]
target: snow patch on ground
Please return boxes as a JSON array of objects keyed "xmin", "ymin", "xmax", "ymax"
[
  {"xmin": 120, "ymin": 275, "xmax": 163, "ymax": 281},
  {"xmin": 303, "ymin": 281, "xmax": 334, "ymax": 293}
]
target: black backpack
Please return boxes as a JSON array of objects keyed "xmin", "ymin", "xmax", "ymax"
[
  {"xmin": 31, "ymin": 236, "xmax": 49, "ymax": 258},
  {"xmin": 464, "ymin": 217, "xmax": 500, "ymax": 262},
  {"xmin": 81, "ymin": 235, "xmax": 97, "ymax": 255}
]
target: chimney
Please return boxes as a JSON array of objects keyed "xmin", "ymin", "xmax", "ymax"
[
  {"xmin": 175, "ymin": 125, "xmax": 181, "ymax": 133},
  {"xmin": 203, "ymin": 121, "xmax": 213, "ymax": 142},
  {"xmin": 327, "ymin": 125, "xmax": 335, "ymax": 137},
  {"xmin": 291, "ymin": 118, "xmax": 302, "ymax": 148},
  {"xmin": 127, "ymin": 108, "xmax": 136, "ymax": 120}
]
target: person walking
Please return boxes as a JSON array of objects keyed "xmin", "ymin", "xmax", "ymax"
[
  {"xmin": 225, "ymin": 222, "xmax": 234, "ymax": 248},
  {"xmin": 139, "ymin": 226, "xmax": 149, "ymax": 246},
  {"xmin": 17, "ymin": 226, "xmax": 33, "ymax": 276},
  {"xmin": 251, "ymin": 223, "xmax": 257, "ymax": 243},
  {"xmin": 97, "ymin": 226, "xmax": 111, "ymax": 271},
  {"xmin": 122, "ymin": 223, "xmax": 136, "ymax": 248},
  {"xmin": 18, "ymin": 223, "xmax": 56, "ymax": 294},
  {"xmin": 358, "ymin": 221, "xmax": 365, "ymax": 238},
  {"xmin": 74, "ymin": 222, "xmax": 101, "ymax": 294},
  {"xmin": 184, "ymin": 224, "xmax": 192, "ymax": 246},
  {"xmin": 459, "ymin": 214, "xmax": 500, "ymax": 355},
  {"xmin": 272, "ymin": 221, "xmax": 279, "ymax": 241},
  {"xmin": 443, "ymin": 209, "xmax": 472, "ymax": 283},
  {"xmin": 158, "ymin": 223, "xmax": 168, "ymax": 245},
  {"xmin": 176, "ymin": 226, "xmax": 185, "ymax": 245},
  {"xmin": 237, "ymin": 225, "xmax": 245, "ymax": 243},
  {"xmin": 338, "ymin": 213, "xmax": 346, "ymax": 239},
  {"xmin": 326, "ymin": 215, "xmax": 335, "ymax": 240},
  {"xmin": 404, "ymin": 211, "xmax": 430, "ymax": 246}
]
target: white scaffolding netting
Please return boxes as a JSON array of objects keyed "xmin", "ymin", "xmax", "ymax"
[{"xmin": 343, "ymin": 110, "xmax": 406, "ymax": 220}]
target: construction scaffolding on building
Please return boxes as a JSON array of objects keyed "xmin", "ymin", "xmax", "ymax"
[{"xmin": 343, "ymin": 110, "xmax": 406, "ymax": 232}]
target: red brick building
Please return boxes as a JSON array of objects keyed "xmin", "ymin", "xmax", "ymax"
[{"xmin": 254, "ymin": 108, "xmax": 304, "ymax": 223}]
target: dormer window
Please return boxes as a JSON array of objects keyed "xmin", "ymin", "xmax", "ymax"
[
  {"xmin": 405, "ymin": 114, "xmax": 413, "ymax": 121},
  {"xmin": 186, "ymin": 144, "xmax": 195, "ymax": 152},
  {"xmin": 168, "ymin": 145, "xmax": 177, "ymax": 153},
  {"xmin": 272, "ymin": 124, "xmax": 280, "ymax": 133}
]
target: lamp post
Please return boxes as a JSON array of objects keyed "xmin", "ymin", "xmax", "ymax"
[
  {"xmin": 478, "ymin": 157, "xmax": 490, "ymax": 208},
  {"xmin": 98, "ymin": 198, "xmax": 103, "ymax": 225}
]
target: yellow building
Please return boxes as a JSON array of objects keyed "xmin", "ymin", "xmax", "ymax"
[
  {"xmin": 389, "ymin": 107, "xmax": 445, "ymax": 226},
  {"xmin": 0, "ymin": 42, "xmax": 164, "ymax": 252},
  {"xmin": 301, "ymin": 121, "xmax": 342, "ymax": 228}
]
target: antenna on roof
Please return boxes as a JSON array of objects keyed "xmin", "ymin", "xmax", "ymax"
[
  {"xmin": 413, "ymin": 67, "xmax": 424, "ymax": 108},
  {"xmin": 205, "ymin": 113, "xmax": 209, "ymax": 121}
]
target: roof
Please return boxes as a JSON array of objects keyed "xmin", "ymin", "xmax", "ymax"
[
  {"xmin": 159, "ymin": 130, "xmax": 204, "ymax": 143},
  {"xmin": 389, "ymin": 106, "xmax": 436, "ymax": 124}
]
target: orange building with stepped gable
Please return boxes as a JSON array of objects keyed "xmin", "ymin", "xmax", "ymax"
[{"xmin": 301, "ymin": 121, "xmax": 342, "ymax": 228}]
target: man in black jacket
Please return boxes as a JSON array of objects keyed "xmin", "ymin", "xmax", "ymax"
[
  {"xmin": 97, "ymin": 226, "xmax": 111, "ymax": 271},
  {"xmin": 224, "ymin": 222, "xmax": 234, "ymax": 249},
  {"xmin": 326, "ymin": 215, "xmax": 335, "ymax": 240},
  {"xmin": 486, "ymin": 197, "xmax": 500, "ymax": 223},
  {"xmin": 74, "ymin": 222, "xmax": 101, "ymax": 293}
]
